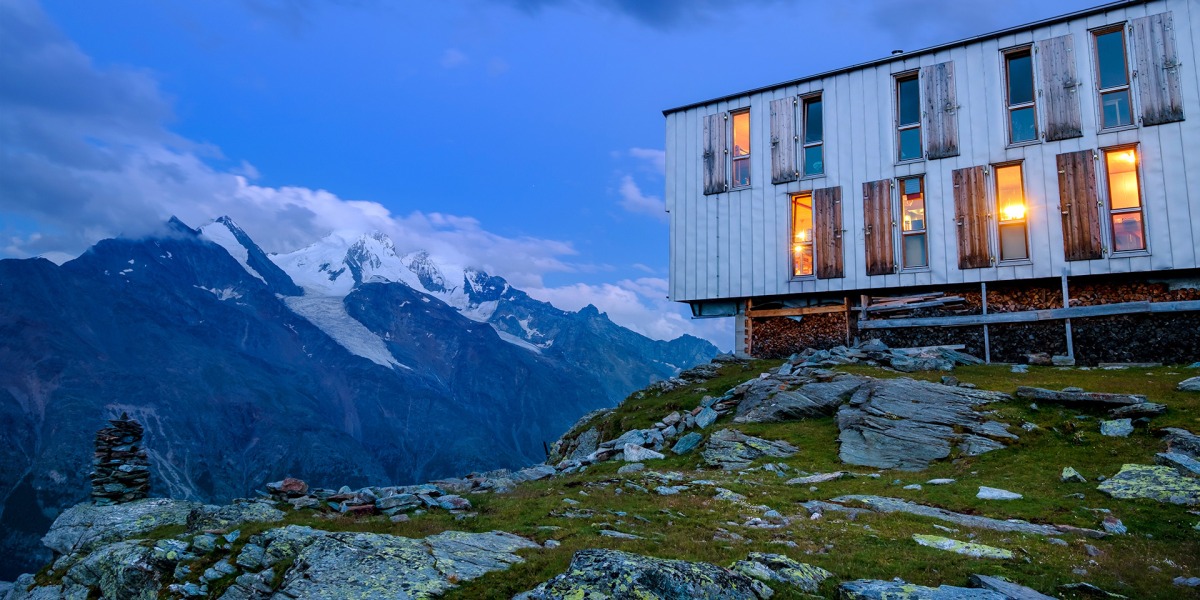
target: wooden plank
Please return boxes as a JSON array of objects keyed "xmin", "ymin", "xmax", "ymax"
[
  {"xmin": 1056, "ymin": 149, "xmax": 1103, "ymax": 261},
  {"xmin": 858, "ymin": 299, "xmax": 1200, "ymax": 329},
  {"xmin": 952, "ymin": 165, "xmax": 991, "ymax": 269},
  {"xmin": 1037, "ymin": 34, "xmax": 1084, "ymax": 141},
  {"xmin": 814, "ymin": 186, "xmax": 844, "ymax": 278},
  {"xmin": 863, "ymin": 179, "xmax": 895, "ymax": 276},
  {"xmin": 746, "ymin": 304, "xmax": 848, "ymax": 318},
  {"xmin": 922, "ymin": 61, "xmax": 960, "ymax": 159},
  {"xmin": 1132, "ymin": 12, "xmax": 1185, "ymax": 126},
  {"xmin": 702, "ymin": 113, "xmax": 727, "ymax": 195},
  {"xmin": 769, "ymin": 97, "xmax": 798, "ymax": 184}
]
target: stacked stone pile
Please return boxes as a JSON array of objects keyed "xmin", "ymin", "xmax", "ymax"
[{"xmin": 89, "ymin": 414, "xmax": 150, "ymax": 506}]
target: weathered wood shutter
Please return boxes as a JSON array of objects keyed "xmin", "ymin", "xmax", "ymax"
[
  {"xmin": 863, "ymin": 179, "xmax": 895, "ymax": 276},
  {"xmin": 1037, "ymin": 35, "xmax": 1084, "ymax": 141},
  {"xmin": 1131, "ymin": 12, "xmax": 1185, "ymax": 126},
  {"xmin": 813, "ymin": 186, "xmax": 844, "ymax": 279},
  {"xmin": 1056, "ymin": 150, "xmax": 1103, "ymax": 261},
  {"xmin": 769, "ymin": 97, "xmax": 798, "ymax": 184},
  {"xmin": 702, "ymin": 113, "xmax": 727, "ymax": 195},
  {"xmin": 952, "ymin": 165, "xmax": 990, "ymax": 269},
  {"xmin": 921, "ymin": 61, "xmax": 959, "ymax": 159}
]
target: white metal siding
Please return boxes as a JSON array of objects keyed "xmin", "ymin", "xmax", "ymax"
[{"xmin": 666, "ymin": 0, "xmax": 1200, "ymax": 303}]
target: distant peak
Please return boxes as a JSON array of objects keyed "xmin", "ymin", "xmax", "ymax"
[
  {"xmin": 578, "ymin": 304, "xmax": 601, "ymax": 317},
  {"xmin": 165, "ymin": 216, "xmax": 198, "ymax": 236}
]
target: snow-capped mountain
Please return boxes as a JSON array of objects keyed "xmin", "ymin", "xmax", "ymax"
[{"xmin": 0, "ymin": 216, "xmax": 718, "ymax": 579}]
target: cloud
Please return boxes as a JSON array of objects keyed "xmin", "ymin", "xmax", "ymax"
[
  {"xmin": 629, "ymin": 147, "xmax": 665, "ymax": 174},
  {"xmin": 616, "ymin": 175, "xmax": 665, "ymax": 221},
  {"xmin": 491, "ymin": 0, "xmax": 793, "ymax": 28},
  {"xmin": 440, "ymin": 48, "xmax": 469, "ymax": 68}
]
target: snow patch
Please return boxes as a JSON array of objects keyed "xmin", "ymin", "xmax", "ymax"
[
  {"xmin": 200, "ymin": 221, "xmax": 268, "ymax": 285},
  {"xmin": 194, "ymin": 285, "xmax": 242, "ymax": 301},
  {"xmin": 491, "ymin": 325, "xmax": 543, "ymax": 354},
  {"xmin": 283, "ymin": 295, "xmax": 409, "ymax": 369}
]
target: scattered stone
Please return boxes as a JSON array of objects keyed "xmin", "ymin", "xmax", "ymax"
[
  {"xmin": 1178, "ymin": 377, "xmax": 1200, "ymax": 392},
  {"xmin": 1100, "ymin": 419, "xmax": 1134, "ymax": 437},
  {"xmin": 927, "ymin": 478, "xmax": 956, "ymax": 485},
  {"xmin": 730, "ymin": 552, "xmax": 833, "ymax": 593},
  {"xmin": 840, "ymin": 579, "xmax": 1006, "ymax": 599},
  {"xmin": 598, "ymin": 530, "xmax": 643, "ymax": 540},
  {"xmin": 671, "ymin": 432, "xmax": 704, "ymax": 455},
  {"xmin": 1014, "ymin": 387, "xmax": 1147, "ymax": 406},
  {"xmin": 617, "ymin": 463, "xmax": 645, "ymax": 475},
  {"xmin": 912, "ymin": 534, "xmax": 1013, "ymax": 559},
  {"xmin": 837, "ymin": 378, "xmax": 1015, "ymax": 470},
  {"xmin": 1101, "ymin": 515, "xmax": 1127, "ymax": 534},
  {"xmin": 1098, "ymin": 464, "xmax": 1200, "ymax": 505},
  {"xmin": 1175, "ymin": 576, "xmax": 1200, "ymax": 587},
  {"xmin": 694, "ymin": 407, "xmax": 720, "ymax": 429},
  {"xmin": 831, "ymin": 495, "xmax": 1062, "ymax": 535},
  {"xmin": 1058, "ymin": 582, "xmax": 1129, "ymax": 598},
  {"xmin": 786, "ymin": 471, "xmax": 846, "ymax": 485},
  {"xmin": 514, "ymin": 549, "xmax": 770, "ymax": 600},
  {"xmin": 977, "ymin": 486, "xmax": 1022, "ymax": 500},
  {"xmin": 1156, "ymin": 452, "xmax": 1200, "ymax": 477},
  {"xmin": 1084, "ymin": 544, "xmax": 1103, "ymax": 557},
  {"xmin": 903, "ymin": 484, "xmax": 923, "ymax": 490},
  {"xmin": 188, "ymin": 500, "xmax": 284, "ymax": 532},
  {"xmin": 89, "ymin": 414, "xmax": 151, "ymax": 506},
  {"xmin": 266, "ymin": 477, "xmax": 309, "ymax": 497},
  {"xmin": 1012, "ymin": 364, "xmax": 1029, "ymax": 373},
  {"xmin": 655, "ymin": 486, "xmax": 687, "ymax": 496},
  {"xmin": 623, "ymin": 444, "xmax": 665, "ymax": 462},
  {"xmin": 702, "ymin": 429, "xmax": 798, "ymax": 470},
  {"xmin": 714, "ymin": 488, "xmax": 748, "ymax": 503},
  {"xmin": 1062, "ymin": 467, "xmax": 1087, "ymax": 483},
  {"xmin": 1164, "ymin": 428, "xmax": 1200, "ymax": 457},
  {"xmin": 1108, "ymin": 402, "xmax": 1167, "ymax": 419},
  {"xmin": 969, "ymin": 574, "xmax": 1056, "ymax": 599}
]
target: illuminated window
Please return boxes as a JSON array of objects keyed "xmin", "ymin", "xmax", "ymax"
[
  {"xmin": 896, "ymin": 74, "xmax": 922, "ymax": 161},
  {"xmin": 792, "ymin": 194, "xmax": 814, "ymax": 276},
  {"xmin": 1094, "ymin": 27, "xmax": 1133, "ymax": 129},
  {"xmin": 898, "ymin": 176, "xmax": 927, "ymax": 268},
  {"xmin": 731, "ymin": 110, "xmax": 751, "ymax": 188},
  {"xmin": 1104, "ymin": 147, "xmax": 1145, "ymax": 252},
  {"xmin": 1004, "ymin": 49, "xmax": 1038, "ymax": 143},
  {"xmin": 802, "ymin": 95, "xmax": 823, "ymax": 176},
  {"xmin": 994, "ymin": 163, "xmax": 1029, "ymax": 261}
]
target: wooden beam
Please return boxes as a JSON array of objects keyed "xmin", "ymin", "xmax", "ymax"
[
  {"xmin": 858, "ymin": 299, "xmax": 1200, "ymax": 330},
  {"xmin": 746, "ymin": 304, "xmax": 849, "ymax": 318}
]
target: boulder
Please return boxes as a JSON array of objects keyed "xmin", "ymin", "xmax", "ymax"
[
  {"xmin": 734, "ymin": 376, "xmax": 867, "ymax": 424},
  {"xmin": 61, "ymin": 540, "xmax": 167, "ymax": 600},
  {"xmin": 1100, "ymin": 419, "xmax": 1134, "ymax": 437},
  {"xmin": 729, "ymin": 552, "xmax": 833, "ymax": 592},
  {"xmin": 836, "ymin": 378, "xmax": 1015, "ymax": 470},
  {"xmin": 1108, "ymin": 402, "xmax": 1167, "ymax": 419},
  {"xmin": 702, "ymin": 429, "xmax": 798, "ymax": 470},
  {"xmin": 1156, "ymin": 452, "xmax": 1200, "ymax": 477},
  {"xmin": 912, "ymin": 534, "xmax": 1013, "ymax": 559},
  {"xmin": 694, "ymin": 407, "xmax": 720, "ymax": 429},
  {"xmin": 514, "ymin": 549, "xmax": 771, "ymax": 599},
  {"xmin": 624, "ymin": 444, "xmax": 665, "ymax": 462},
  {"xmin": 1061, "ymin": 467, "xmax": 1087, "ymax": 483},
  {"xmin": 265, "ymin": 477, "xmax": 309, "ymax": 496},
  {"xmin": 186, "ymin": 500, "xmax": 284, "ymax": 532},
  {"xmin": 786, "ymin": 471, "xmax": 846, "ymax": 485},
  {"xmin": 1098, "ymin": 464, "xmax": 1200, "ymax": 505},
  {"xmin": 1178, "ymin": 377, "xmax": 1200, "ymax": 392},
  {"xmin": 1014, "ymin": 387, "xmax": 1147, "ymax": 406},
  {"xmin": 1164, "ymin": 428, "xmax": 1200, "ymax": 458},
  {"xmin": 672, "ymin": 432, "xmax": 704, "ymax": 455},
  {"xmin": 977, "ymin": 486, "xmax": 1022, "ymax": 500},
  {"xmin": 968, "ymin": 574, "xmax": 1056, "ymax": 600},
  {"xmin": 840, "ymin": 579, "xmax": 1006, "ymax": 599},
  {"xmin": 42, "ymin": 498, "xmax": 202, "ymax": 557}
]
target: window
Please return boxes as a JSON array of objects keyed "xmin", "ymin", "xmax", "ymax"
[
  {"xmin": 802, "ymin": 95, "xmax": 823, "ymax": 176},
  {"xmin": 1094, "ymin": 27, "xmax": 1133, "ymax": 129},
  {"xmin": 731, "ymin": 110, "xmax": 751, "ymax": 188},
  {"xmin": 1004, "ymin": 49, "xmax": 1038, "ymax": 143},
  {"xmin": 792, "ymin": 193, "xmax": 814, "ymax": 276},
  {"xmin": 896, "ymin": 74, "xmax": 922, "ymax": 161},
  {"xmin": 898, "ymin": 176, "xmax": 927, "ymax": 268},
  {"xmin": 994, "ymin": 163, "xmax": 1029, "ymax": 261},
  {"xmin": 1104, "ymin": 147, "xmax": 1145, "ymax": 252}
]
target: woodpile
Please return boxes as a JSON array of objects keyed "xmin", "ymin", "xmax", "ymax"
[
  {"xmin": 1068, "ymin": 280, "xmax": 1200, "ymax": 307},
  {"xmin": 984, "ymin": 282, "xmax": 1064, "ymax": 312},
  {"xmin": 753, "ymin": 313, "xmax": 846, "ymax": 358},
  {"xmin": 862, "ymin": 292, "xmax": 968, "ymax": 317},
  {"xmin": 90, "ymin": 413, "xmax": 150, "ymax": 506},
  {"xmin": 1074, "ymin": 314, "xmax": 1200, "ymax": 364}
]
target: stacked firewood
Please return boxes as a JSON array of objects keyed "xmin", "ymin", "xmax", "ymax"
[
  {"xmin": 1069, "ymin": 281, "xmax": 1200, "ymax": 307},
  {"xmin": 90, "ymin": 413, "xmax": 151, "ymax": 506},
  {"xmin": 984, "ymin": 282, "xmax": 1064, "ymax": 312},
  {"xmin": 753, "ymin": 313, "xmax": 847, "ymax": 358}
]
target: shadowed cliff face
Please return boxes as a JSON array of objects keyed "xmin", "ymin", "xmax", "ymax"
[{"xmin": 0, "ymin": 219, "xmax": 718, "ymax": 579}]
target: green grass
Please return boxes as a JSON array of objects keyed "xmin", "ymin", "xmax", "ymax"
[{"xmin": 89, "ymin": 361, "xmax": 1200, "ymax": 599}]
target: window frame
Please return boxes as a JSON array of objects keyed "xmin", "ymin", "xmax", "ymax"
[
  {"xmin": 1092, "ymin": 24, "xmax": 1136, "ymax": 131},
  {"xmin": 991, "ymin": 161, "xmax": 1032, "ymax": 264},
  {"xmin": 1002, "ymin": 46, "xmax": 1040, "ymax": 146},
  {"xmin": 729, "ymin": 108, "xmax": 752, "ymax": 190},
  {"xmin": 1101, "ymin": 144, "xmax": 1149, "ymax": 255},
  {"xmin": 790, "ymin": 192, "xmax": 817, "ymax": 279},
  {"xmin": 896, "ymin": 175, "xmax": 929, "ymax": 270},
  {"xmin": 801, "ymin": 93, "xmax": 824, "ymax": 178},
  {"xmin": 894, "ymin": 72, "xmax": 923, "ymax": 164}
]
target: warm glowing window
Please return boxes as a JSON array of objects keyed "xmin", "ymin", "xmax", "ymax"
[
  {"xmin": 899, "ymin": 176, "xmax": 927, "ymax": 268},
  {"xmin": 994, "ymin": 163, "xmax": 1029, "ymax": 261},
  {"xmin": 1094, "ymin": 28, "xmax": 1133, "ymax": 129},
  {"xmin": 792, "ymin": 194, "xmax": 814, "ymax": 276},
  {"xmin": 731, "ymin": 110, "xmax": 751, "ymax": 188},
  {"xmin": 896, "ymin": 74, "xmax": 922, "ymax": 162},
  {"xmin": 1104, "ymin": 147, "xmax": 1145, "ymax": 252},
  {"xmin": 1004, "ymin": 49, "xmax": 1038, "ymax": 143},
  {"xmin": 802, "ymin": 95, "xmax": 823, "ymax": 176}
]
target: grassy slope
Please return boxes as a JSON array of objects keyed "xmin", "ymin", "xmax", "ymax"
[{"xmin": 142, "ymin": 361, "xmax": 1200, "ymax": 599}]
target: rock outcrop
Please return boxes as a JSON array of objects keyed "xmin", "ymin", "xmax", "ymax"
[
  {"xmin": 513, "ymin": 549, "xmax": 772, "ymax": 599},
  {"xmin": 702, "ymin": 429, "xmax": 798, "ymax": 470}
]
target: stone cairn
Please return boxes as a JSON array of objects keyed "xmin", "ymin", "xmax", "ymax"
[{"xmin": 90, "ymin": 413, "xmax": 151, "ymax": 506}]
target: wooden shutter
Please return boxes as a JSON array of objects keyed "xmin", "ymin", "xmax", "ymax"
[
  {"xmin": 1056, "ymin": 150, "xmax": 1102, "ymax": 261},
  {"xmin": 863, "ymin": 179, "xmax": 895, "ymax": 276},
  {"xmin": 1037, "ymin": 35, "xmax": 1084, "ymax": 141},
  {"xmin": 1132, "ymin": 12, "xmax": 1185, "ymax": 126},
  {"xmin": 702, "ymin": 113, "xmax": 727, "ymax": 195},
  {"xmin": 769, "ymin": 97, "xmax": 798, "ymax": 184},
  {"xmin": 952, "ymin": 166, "xmax": 990, "ymax": 269},
  {"xmin": 813, "ymin": 186, "xmax": 844, "ymax": 279},
  {"xmin": 921, "ymin": 61, "xmax": 959, "ymax": 159}
]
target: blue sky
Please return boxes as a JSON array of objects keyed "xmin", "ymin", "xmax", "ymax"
[{"xmin": 0, "ymin": 0, "xmax": 1099, "ymax": 348}]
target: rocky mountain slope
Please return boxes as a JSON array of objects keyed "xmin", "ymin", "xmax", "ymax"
[
  {"xmin": 6, "ymin": 350, "xmax": 1199, "ymax": 599},
  {"xmin": 0, "ymin": 217, "xmax": 717, "ymax": 579}
]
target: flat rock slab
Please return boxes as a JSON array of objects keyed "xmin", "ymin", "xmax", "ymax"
[
  {"xmin": 969, "ymin": 574, "xmax": 1056, "ymax": 600},
  {"xmin": 836, "ymin": 378, "xmax": 1015, "ymax": 470},
  {"xmin": 1156, "ymin": 452, "xmax": 1200, "ymax": 477},
  {"xmin": 913, "ymin": 534, "xmax": 1013, "ymax": 559},
  {"xmin": 1179, "ymin": 376, "xmax": 1200, "ymax": 392},
  {"xmin": 702, "ymin": 429, "xmax": 798, "ymax": 470},
  {"xmin": 672, "ymin": 432, "xmax": 704, "ymax": 455},
  {"xmin": 1108, "ymin": 402, "xmax": 1167, "ymax": 419},
  {"xmin": 1014, "ymin": 387, "xmax": 1147, "ymax": 406},
  {"xmin": 830, "ymin": 495, "xmax": 1062, "ymax": 535},
  {"xmin": 1164, "ymin": 428, "xmax": 1200, "ymax": 458},
  {"xmin": 730, "ymin": 552, "xmax": 834, "ymax": 593},
  {"xmin": 786, "ymin": 471, "xmax": 847, "ymax": 485},
  {"xmin": 1100, "ymin": 419, "xmax": 1134, "ymax": 437},
  {"xmin": 734, "ymin": 375, "xmax": 868, "ymax": 424},
  {"xmin": 1098, "ymin": 464, "xmax": 1200, "ymax": 505},
  {"xmin": 977, "ymin": 486, "xmax": 1022, "ymax": 500},
  {"xmin": 514, "ymin": 549, "xmax": 771, "ymax": 599},
  {"xmin": 840, "ymin": 579, "xmax": 1007, "ymax": 599},
  {"xmin": 41, "ymin": 498, "xmax": 203, "ymax": 557}
]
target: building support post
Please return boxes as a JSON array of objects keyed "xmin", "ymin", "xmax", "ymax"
[
  {"xmin": 1061, "ymin": 272, "xmax": 1075, "ymax": 361},
  {"xmin": 981, "ymin": 282, "xmax": 991, "ymax": 364}
]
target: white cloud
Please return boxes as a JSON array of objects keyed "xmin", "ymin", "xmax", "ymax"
[
  {"xmin": 440, "ymin": 48, "xmax": 469, "ymax": 68},
  {"xmin": 616, "ymin": 175, "xmax": 666, "ymax": 221},
  {"xmin": 629, "ymin": 147, "xmax": 665, "ymax": 174}
]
